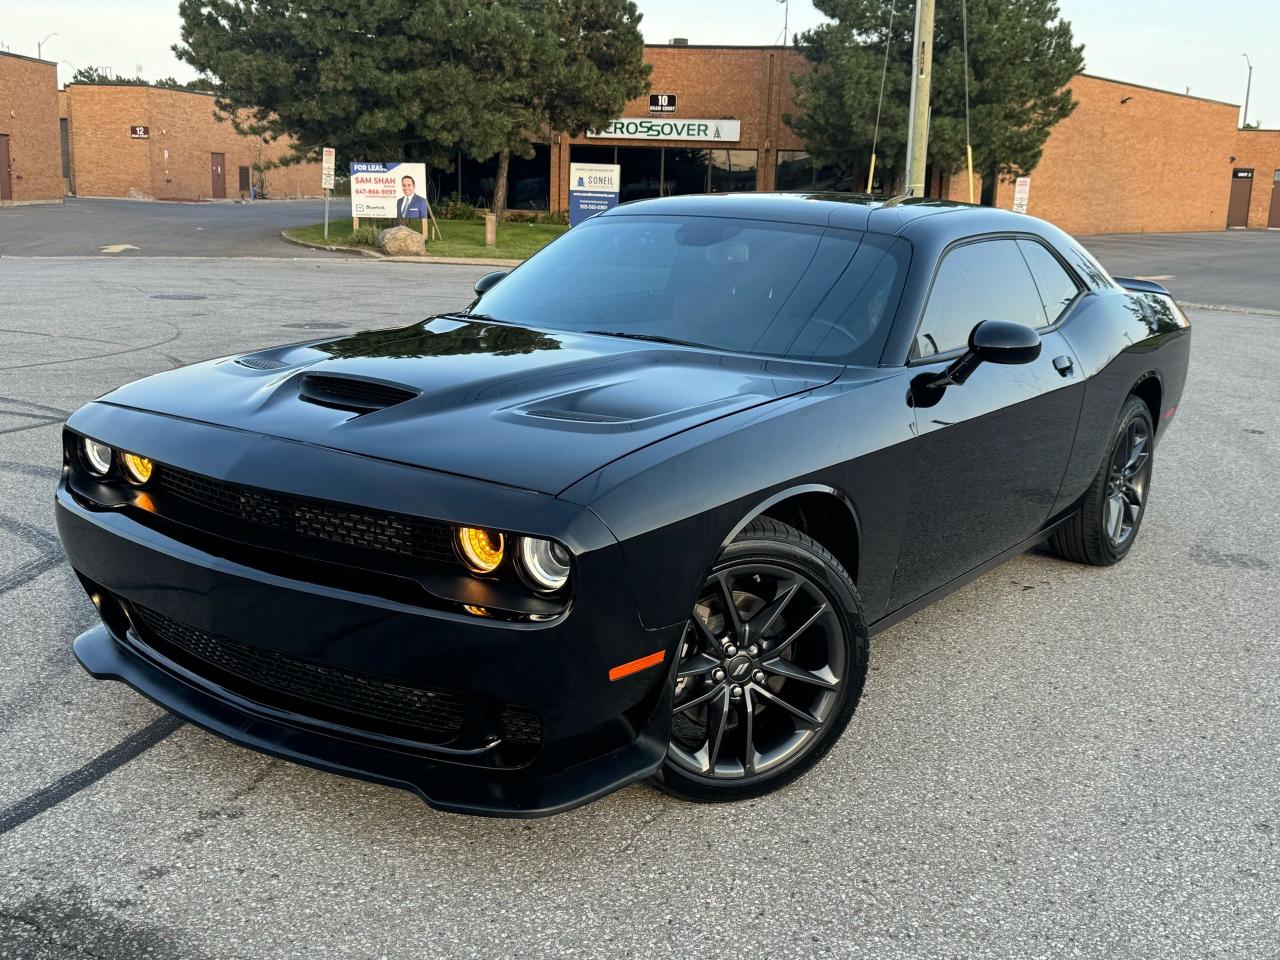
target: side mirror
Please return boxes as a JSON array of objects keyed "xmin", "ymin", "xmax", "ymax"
[
  {"xmin": 473, "ymin": 270, "xmax": 508, "ymax": 296},
  {"xmin": 929, "ymin": 320, "xmax": 1041, "ymax": 388}
]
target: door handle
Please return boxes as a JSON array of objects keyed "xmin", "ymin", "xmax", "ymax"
[{"xmin": 1053, "ymin": 355, "xmax": 1074, "ymax": 377}]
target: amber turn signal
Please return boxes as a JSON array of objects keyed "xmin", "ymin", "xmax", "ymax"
[
  {"xmin": 121, "ymin": 453, "xmax": 154, "ymax": 485},
  {"xmin": 456, "ymin": 526, "xmax": 505, "ymax": 573}
]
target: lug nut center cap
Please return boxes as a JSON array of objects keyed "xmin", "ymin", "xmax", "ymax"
[{"xmin": 726, "ymin": 654, "xmax": 754, "ymax": 682}]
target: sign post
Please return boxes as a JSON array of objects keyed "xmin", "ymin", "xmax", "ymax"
[
  {"xmin": 321, "ymin": 147, "xmax": 335, "ymax": 240},
  {"xmin": 568, "ymin": 163, "xmax": 621, "ymax": 227}
]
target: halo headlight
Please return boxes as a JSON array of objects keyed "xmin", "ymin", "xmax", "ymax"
[
  {"xmin": 517, "ymin": 537, "xmax": 571, "ymax": 593},
  {"xmin": 82, "ymin": 438, "xmax": 114, "ymax": 476},
  {"xmin": 121, "ymin": 453, "xmax": 154, "ymax": 485},
  {"xmin": 456, "ymin": 526, "xmax": 505, "ymax": 574}
]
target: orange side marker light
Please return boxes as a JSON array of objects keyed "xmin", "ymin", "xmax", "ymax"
[{"xmin": 608, "ymin": 649, "xmax": 666, "ymax": 682}]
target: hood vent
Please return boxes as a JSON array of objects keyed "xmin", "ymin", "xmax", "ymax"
[
  {"xmin": 298, "ymin": 374, "xmax": 420, "ymax": 413},
  {"xmin": 526, "ymin": 408, "xmax": 631, "ymax": 423},
  {"xmin": 235, "ymin": 356, "xmax": 290, "ymax": 370}
]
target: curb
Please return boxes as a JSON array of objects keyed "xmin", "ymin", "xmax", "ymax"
[
  {"xmin": 1179, "ymin": 301, "xmax": 1280, "ymax": 318},
  {"xmin": 279, "ymin": 230, "xmax": 523, "ymax": 267}
]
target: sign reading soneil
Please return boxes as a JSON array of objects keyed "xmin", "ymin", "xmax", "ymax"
[
  {"xmin": 587, "ymin": 118, "xmax": 741, "ymax": 142},
  {"xmin": 568, "ymin": 162, "xmax": 620, "ymax": 227},
  {"xmin": 350, "ymin": 161, "xmax": 429, "ymax": 218}
]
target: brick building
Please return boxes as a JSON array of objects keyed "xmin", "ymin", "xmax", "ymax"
[
  {"xmin": 439, "ymin": 43, "xmax": 1280, "ymax": 235},
  {"xmin": 62, "ymin": 83, "xmax": 321, "ymax": 201},
  {"xmin": 0, "ymin": 52, "xmax": 64, "ymax": 205}
]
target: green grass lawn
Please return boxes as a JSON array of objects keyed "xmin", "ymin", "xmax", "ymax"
[{"xmin": 285, "ymin": 218, "xmax": 568, "ymax": 260}]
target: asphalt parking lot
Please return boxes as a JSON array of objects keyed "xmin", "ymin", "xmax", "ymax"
[
  {"xmin": 0, "ymin": 198, "xmax": 348, "ymax": 259},
  {"xmin": 0, "ymin": 232, "xmax": 1277, "ymax": 959}
]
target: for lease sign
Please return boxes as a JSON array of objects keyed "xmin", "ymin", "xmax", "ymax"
[
  {"xmin": 349, "ymin": 161, "xmax": 428, "ymax": 218},
  {"xmin": 587, "ymin": 118, "xmax": 742, "ymax": 142}
]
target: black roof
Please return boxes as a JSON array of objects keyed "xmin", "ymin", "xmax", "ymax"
[{"xmin": 603, "ymin": 192, "xmax": 1034, "ymax": 237}]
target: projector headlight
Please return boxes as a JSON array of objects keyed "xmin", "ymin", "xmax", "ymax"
[
  {"xmin": 517, "ymin": 537, "xmax": 571, "ymax": 593},
  {"xmin": 82, "ymin": 438, "xmax": 114, "ymax": 476}
]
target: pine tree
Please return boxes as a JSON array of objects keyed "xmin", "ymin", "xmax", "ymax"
[{"xmin": 786, "ymin": 0, "xmax": 1084, "ymax": 196}]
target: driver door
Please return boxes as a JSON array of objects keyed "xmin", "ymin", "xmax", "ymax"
[{"xmin": 888, "ymin": 237, "xmax": 1085, "ymax": 609}]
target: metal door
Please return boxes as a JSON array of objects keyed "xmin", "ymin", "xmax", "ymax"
[
  {"xmin": 1269, "ymin": 170, "xmax": 1280, "ymax": 229},
  {"xmin": 1227, "ymin": 168, "xmax": 1253, "ymax": 228},
  {"xmin": 0, "ymin": 135, "xmax": 12, "ymax": 202},
  {"xmin": 210, "ymin": 152, "xmax": 226, "ymax": 199}
]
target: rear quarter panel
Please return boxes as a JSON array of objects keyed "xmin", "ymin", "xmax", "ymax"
[{"xmin": 1052, "ymin": 288, "xmax": 1191, "ymax": 516}]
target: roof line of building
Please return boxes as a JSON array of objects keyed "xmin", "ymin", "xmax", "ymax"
[
  {"xmin": 643, "ymin": 43, "xmax": 794, "ymax": 51},
  {"xmin": 63, "ymin": 81, "xmax": 216, "ymax": 97},
  {"xmin": 0, "ymin": 50, "xmax": 55, "ymax": 67},
  {"xmin": 1077, "ymin": 72, "xmax": 1239, "ymax": 109}
]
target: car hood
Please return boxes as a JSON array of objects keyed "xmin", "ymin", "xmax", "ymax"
[{"xmin": 99, "ymin": 317, "xmax": 839, "ymax": 494}]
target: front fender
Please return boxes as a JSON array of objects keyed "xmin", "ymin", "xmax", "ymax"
[{"xmin": 561, "ymin": 370, "xmax": 918, "ymax": 629}]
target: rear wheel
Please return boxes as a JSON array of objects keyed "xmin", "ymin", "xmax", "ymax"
[
  {"xmin": 650, "ymin": 518, "xmax": 869, "ymax": 803},
  {"xmin": 1049, "ymin": 395, "xmax": 1154, "ymax": 566}
]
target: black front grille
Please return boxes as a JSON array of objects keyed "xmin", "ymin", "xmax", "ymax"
[
  {"xmin": 130, "ymin": 604, "xmax": 470, "ymax": 740},
  {"xmin": 157, "ymin": 467, "xmax": 457, "ymax": 566},
  {"xmin": 299, "ymin": 374, "xmax": 419, "ymax": 412}
]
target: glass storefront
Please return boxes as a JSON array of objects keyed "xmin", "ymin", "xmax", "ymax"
[
  {"xmin": 775, "ymin": 150, "xmax": 842, "ymax": 191},
  {"xmin": 570, "ymin": 145, "xmax": 759, "ymax": 200},
  {"xmin": 429, "ymin": 144, "xmax": 552, "ymax": 210}
]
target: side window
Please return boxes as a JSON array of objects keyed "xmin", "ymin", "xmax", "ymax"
[
  {"xmin": 914, "ymin": 239, "xmax": 1047, "ymax": 358},
  {"xmin": 1017, "ymin": 239, "xmax": 1080, "ymax": 324}
]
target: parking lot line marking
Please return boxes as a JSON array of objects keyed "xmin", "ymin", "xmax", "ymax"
[{"xmin": 0, "ymin": 715, "xmax": 184, "ymax": 836}]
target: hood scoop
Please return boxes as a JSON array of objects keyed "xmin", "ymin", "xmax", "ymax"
[
  {"xmin": 297, "ymin": 374, "xmax": 420, "ymax": 414},
  {"xmin": 235, "ymin": 356, "xmax": 291, "ymax": 370}
]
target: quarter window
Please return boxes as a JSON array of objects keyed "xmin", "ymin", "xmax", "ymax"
[
  {"xmin": 1017, "ymin": 239, "xmax": 1080, "ymax": 324},
  {"xmin": 915, "ymin": 239, "xmax": 1047, "ymax": 358}
]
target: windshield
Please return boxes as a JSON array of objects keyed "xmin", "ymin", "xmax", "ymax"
[{"xmin": 472, "ymin": 215, "xmax": 910, "ymax": 366}]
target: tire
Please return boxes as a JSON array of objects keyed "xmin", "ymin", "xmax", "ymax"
[
  {"xmin": 650, "ymin": 517, "xmax": 869, "ymax": 803},
  {"xmin": 1049, "ymin": 395, "xmax": 1155, "ymax": 566}
]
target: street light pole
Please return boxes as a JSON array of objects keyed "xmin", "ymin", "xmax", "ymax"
[
  {"xmin": 1241, "ymin": 53, "xmax": 1253, "ymax": 128},
  {"xmin": 37, "ymin": 32, "xmax": 57, "ymax": 59},
  {"xmin": 903, "ymin": 0, "xmax": 936, "ymax": 196}
]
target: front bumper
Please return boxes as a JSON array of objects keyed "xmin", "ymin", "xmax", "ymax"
[{"xmin": 56, "ymin": 406, "xmax": 682, "ymax": 816}]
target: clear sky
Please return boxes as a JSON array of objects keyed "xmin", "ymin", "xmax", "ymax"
[{"xmin": 3, "ymin": 0, "xmax": 1275, "ymax": 126}]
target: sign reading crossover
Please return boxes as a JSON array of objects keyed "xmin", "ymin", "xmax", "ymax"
[
  {"xmin": 568, "ymin": 162, "xmax": 621, "ymax": 227},
  {"xmin": 588, "ymin": 118, "xmax": 741, "ymax": 142},
  {"xmin": 350, "ymin": 161, "xmax": 429, "ymax": 218}
]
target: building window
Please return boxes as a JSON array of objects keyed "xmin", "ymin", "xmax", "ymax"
[
  {"xmin": 709, "ymin": 150, "xmax": 757, "ymax": 193},
  {"xmin": 508, "ymin": 144, "xmax": 551, "ymax": 210},
  {"xmin": 59, "ymin": 118, "xmax": 72, "ymax": 180},
  {"xmin": 238, "ymin": 166, "xmax": 251, "ymax": 193},
  {"xmin": 776, "ymin": 150, "xmax": 840, "ymax": 191},
  {"xmin": 663, "ymin": 148, "xmax": 710, "ymax": 195},
  {"xmin": 615, "ymin": 147, "xmax": 662, "ymax": 203}
]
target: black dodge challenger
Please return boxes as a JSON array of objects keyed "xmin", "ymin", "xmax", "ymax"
[{"xmin": 56, "ymin": 194, "xmax": 1190, "ymax": 816}]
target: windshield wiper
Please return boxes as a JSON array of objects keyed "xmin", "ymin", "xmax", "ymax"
[{"xmin": 582, "ymin": 330, "xmax": 706, "ymax": 349}]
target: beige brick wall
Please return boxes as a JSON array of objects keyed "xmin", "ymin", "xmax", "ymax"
[
  {"xmin": 64, "ymin": 83, "xmax": 321, "ymax": 201},
  {"xmin": 989, "ymin": 74, "xmax": 1279, "ymax": 234},
  {"xmin": 1230, "ymin": 129, "xmax": 1280, "ymax": 228},
  {"xmin": 0, "ymin": 52, "xmax": 63, "ymax": 203}
]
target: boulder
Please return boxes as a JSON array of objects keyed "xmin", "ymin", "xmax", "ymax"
[{"xmin": 377, "ymin": 225, "xmax": 424, "ymax": 256}]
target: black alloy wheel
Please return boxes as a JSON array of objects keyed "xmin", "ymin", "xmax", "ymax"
[
  {"xmin": 651, "ymin": 518, "xmax": 868, "ymax": 802},
  {"xmin": 1104, "ymin": 416, "xmax": 1151, "ymax": 548},
  {"xmin": 1049, "ymin": 395, "xmax": 1156, "ymax": 566}
]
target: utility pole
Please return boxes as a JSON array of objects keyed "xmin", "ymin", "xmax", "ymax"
[
  {"xmin": 38, "ymin": 32, "xmax": 57, "ymax": 59},
  {"xmin": 903, "ymin": 0, "xmax": 936, "ymax": 196},
  {"xmin": 1241, "ymin": 53, "xmax": 1253, "ymax": 128}
]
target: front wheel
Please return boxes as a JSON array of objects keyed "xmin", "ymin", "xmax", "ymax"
[{"xmin": 650, "ymin": 518, "xmax": 869, "ymax": 803}]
